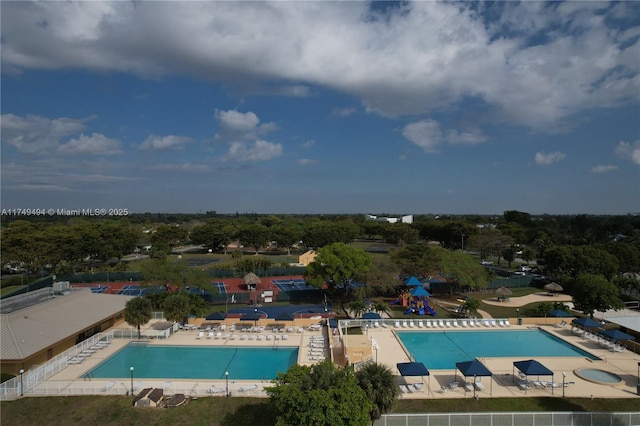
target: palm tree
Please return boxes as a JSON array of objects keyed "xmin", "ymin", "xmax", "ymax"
[
  {"xmin": 373, "ymin": 302, "xmax": 391, "ymax": 318},
  {"xmin": 461, "ymin": 297, "xmax": 481, "ymax": 318},
  {"xmin": 124, "ymin": 297, "xmax": 152, "ymax": 339},
  {"xmin": 348, "ymin": 299, "xmax": 366, "ymax": 319},
  {"xmin": 356, "ymin": 363, "xmax": 399, "ymax": 425}
]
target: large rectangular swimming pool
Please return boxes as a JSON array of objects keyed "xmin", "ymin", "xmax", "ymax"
[
  {"xmin": 84, "ymin": 343, "xmax": 298, "ymax": 380},
  {"xmin": 396, "ymin": 329, "xmax": 599, "ymax": 370}
]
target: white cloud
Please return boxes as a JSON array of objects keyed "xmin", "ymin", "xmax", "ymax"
[
  {"xmin": 615, "ymin": 140, "xmax": 640, "ymax": 165},
  {"xmin": 402, "ymin": 119, "xmax": 442, "ymax": 153},
  {"xmin": 58, "ymin": 133, "xmax": 122, "ymax": 155},
  {"xmin": 534, "ymin": 151, "xmax": 566, "ymax": 166},
  {"xmin": 445, "ymin": 128, "xmax": 488, "ymax": 145},
  {"xmin": 2, "ymin": 2, "xmax": 636, "ymax": 131},
  {"xmin": 296, "ymin": 158, "xmax": 317, "ymax": 166},
  {"xmin": 148, "ymin": 162, "xmax": 211, "ymax": 172},
  {"xmin": 140, "ymin": 134, "xmax": 192, "ymax": 151},
  {"xmin": 590, "ymin": 164, "xmax": 619, "ymax": 173},
  {"xmin": 223, "ymin": 140, "xmax": 283, "ymax": 162},
  {"xmin": 332, "ymin": 107, "xmax": 356, "ymax": 117},
  {"xmin": 301, "ymin": 139, "xmax": 315, "ymax": 149},
  {"xmin": 0, "ymin": 113, "xmax": 89, "ymax": 154},
  {"xmin": 214, "ymin": 109, "xmax": 276, "ymax": 141}
]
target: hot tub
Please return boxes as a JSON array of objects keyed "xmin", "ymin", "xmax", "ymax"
[{"xmin": 574, "ymin": 368, "xmax": 623, "ymax": 385}]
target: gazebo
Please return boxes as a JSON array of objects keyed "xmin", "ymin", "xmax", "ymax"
[
  {"xmin": 513, "ymin": 359, "xmax": 554, "ymax": 394},
  {"xmin": 243, "ymin": 272, "xmax": 261, "ymax": 291},
  {"xmin": 598, "ymin": 329, "xmax": 635, "ymax": 343},
  {"xmin": 571, "ymin": 317, "xmax": 602, "ymax": 332},
  {"xmin": 494, "ymin": 287, "xmax": 512, "ymax": 302},
  {"xmin": 544, "ymin": 282, "xmax": 563, "ymax": 295},
  {"xmin": 404, "ymin": 276, "xmax": 422, "ymax": 286},
  {"xmin": 455, "ymin": 359, "xmax": 493, "ymax": 397},
  {"xmin": 397, "ymin": 362, "xmax": 430, "ymax": 395}
]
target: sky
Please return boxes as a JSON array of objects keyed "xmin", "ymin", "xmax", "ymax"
[{"xmin": 1, "ymin": 1, "xmax": 639, "ymax": 216}]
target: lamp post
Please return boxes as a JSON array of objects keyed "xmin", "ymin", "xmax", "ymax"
[
  {"xmin": 562, "ymin": 372, "xmax": 566, "ymax": 398},
  {"xmin": 516, "ymin": 308, "xmax": 519, "ymax": 320},
  {"xmin": 130, "ymin": 367, "xmax": 134, "ymax": 395},
  {"xmin": 19, "ymin": 369, "xmax": 24, "ymax": 397},
  {"xmin": 225, "ymin": 371, "xmax": 229, "ymax": 397}
]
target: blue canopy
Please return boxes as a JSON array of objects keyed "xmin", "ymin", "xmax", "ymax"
[
  {"xmin": 572, "ymin": 317, "xmax": 601, "ymax": 329},
  {"xmin": 456, "ymin": 359, "xmax": 492, "ymax": 377},
  {"xmin": 404, "ymin": 276, "xmax": 422, "ymax": 286},
  {"xmin": 547, "ymin": 309, "xmax": 573, "ymax": 318},
  {"xmin": 328, "ymin": 318, "xmax": 338, "ymax": 329},
  {"xmin": 275, "ymin": 312, "xmax": 294, "ymax": 321},
  {"xmin": 410, "ymin": 286, "xmax": 431, "ymax": 297},
  {"xmin": 205, "ymin": 312, "xmax": 227, "ymax": 320},
  {"xmin": 240, "ymin": 312, "xmax": 261, "ymax": 321},
  {"xmin": 513, "ymin": 359, "xmax": 553, "ymax": 376},
  {"xmin": 361, "ymin": 312, "xmax": 382, "ymax": 320},
  {"xmin": 599, "ymin": 329, "xmax": 635, "ymax": 342},
  {"xmin": 397, "ymin": 362, "xmax": 430, "ymax": 376}
]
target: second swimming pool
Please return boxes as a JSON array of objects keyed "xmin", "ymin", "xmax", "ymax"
[
  {"xmin": 84, "ymin": 343, "xmax": 298, "ymax": 380},
  {"xmin": 396, "ymin": 329, "xmax": 599, "ymax": 370}
]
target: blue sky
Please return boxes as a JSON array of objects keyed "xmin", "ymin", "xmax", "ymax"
[{"xmin": 1, "ymin": 1, "xmax": 639, "ymax": 215}]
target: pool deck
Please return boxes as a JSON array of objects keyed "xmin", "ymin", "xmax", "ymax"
[{"xmin": 40, "ymin": 318, "xmax": 639, "ymax": 400}]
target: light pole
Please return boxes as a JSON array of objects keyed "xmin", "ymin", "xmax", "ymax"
[
  {"xmin": 225, "ymin": 371, "xmax": 229, "ymax": 397},
  {"xmin": 461, "ymin": 233, "xmax": 466, "ymax": 252},
  {"xmin": 130, "ymin": 367, "xmax": 134, "ymax": 395},
  {"xmin": 516, "ymin": 308, "xmax": 519, "ymax": 321},
  {"xmin": 19, "ymin": 369, "xmax": 24, "ymax": 397},
  {"xmin": 562, "ymin": 372, "xmax": 566, "ymax": 398}
]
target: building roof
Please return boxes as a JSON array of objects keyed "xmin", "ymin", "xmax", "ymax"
[{"xmin": 1, "ymin": 288, "xmax": 133, "ymax": 361}]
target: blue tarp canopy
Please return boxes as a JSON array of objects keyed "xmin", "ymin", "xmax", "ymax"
[
  {"xmin": 361, "ymin": 312, "xmax": 382, "ymax": 320},
  {"xmin": 410, "ymin": 286, "xmax": 431, "ymax": 297},
  {"xmin": 456, "ymin": 359, "xmax": 493, "ymax": 396},
  {"xmin": 404, "ymin": 276, "xmax": 422, "ymax": 286},
  {"xmin": 240, "ymin": 312, "xmax": 261, "ymax": 321},
  {"xmin": 572, "ymin": 317, "xmax": 601, "ymax": 329},
  {"xmin": 328, "ymin": 318, "xmax": 338, "ymax": 329},
  {"xmin": 397, "ymin": 362, "xmax": 430, "ymax": 376},
  {"xmin": 599, "ymin": 329, "xmax": 635, "ymax": 342},
  {"xmin": 513, "ymin": 359, "xmax": 554, "ymax": 394},
  {"xmin": 275, "ymin": 312, "xmax": 294, "ymax": 321},
  {"xmin": 547, "ymin": 309, "xmax": 573, "ymax": 317},
  {"xmin": 205, "ymin": 312, "xmax": 227, "ymax": 320}
]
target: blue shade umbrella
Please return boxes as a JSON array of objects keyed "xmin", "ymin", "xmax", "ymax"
[
  {"xmin": 547, "ymin": 309, "xmax": 573, "ymax": 318},
  {"xmin": 361, "ymin": 312, "xmax": 381, "ymax": 320},
  {"xmin": 572, "ymin": 317, "xmax": 601, "ymax": 329},
  {"xmin": 598, "ymin": 329, "xmax": 635, "ymax": 342},
  {"xmin": 404, "ymin": 276, "xmax": 422, "ymax": 286}
]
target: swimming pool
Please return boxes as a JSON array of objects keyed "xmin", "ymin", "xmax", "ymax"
[
  {"xmin": 397, "ymin": 329, "xmax": 599, "ymax": 370},
  {"xmin": 84, "ymin": 343, "xmax": 298, "ymax": 380}
]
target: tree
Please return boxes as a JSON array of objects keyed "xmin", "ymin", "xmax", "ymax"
[
  {"xmin": 125, "ymin": 297, "xmax": 152, "ymax": 339},
  {"xmin": 305, "ymin": 243, "xmax": 371, "ymax": 317},
  {"xmin": 237, "ymin": 223, "xmax": 270, "ymax": 254},
  {"xmin": 373, "ymin": 302, "xmax": 392, "ymax": 318},
  {"xmin": 572, "ymin": 274, "xmax": 624, "ymax": 319},
  {"xmin": 266, "ymin": 360, "xmax": 372, "ymax": 426},
  {"xmin": 390, "ymin": 244, "xmax": 439, "ymax": 279},
  {"xmin": 189, "ymin": 219, "xmax": 236, "ymax": 254},
  {"xmin": 140, "ymin": 258, "xmax": 213, "ymax": 293},
  {"xmin": 347, "ymin": 299, "xmax": 366, "ymax": 319},
  {"xmin": 271, "ymin": 224, "xmax": 304, "ymax": 255},
  {"xmin": 502, "ymin": 245, "xmax": 516, "ymax": 268},
  {"xmin": 151, "ymin": 224, "xmax": 188, "ymax": 247},
  {"xmin": 355, "ymin": 363, "xmax": 399, "ymax": 425},
  {"xmin": 461, "ymin": 297, "xmax": 481, "ymax": 318},
  {"xmin": 536, "ymin": 301, "xmax": 554, "ymax": 317}
]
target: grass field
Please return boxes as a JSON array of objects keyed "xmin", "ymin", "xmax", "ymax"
[{"xmin": 1, "ymin": 396, "xmax": 637, "ymax": 426}]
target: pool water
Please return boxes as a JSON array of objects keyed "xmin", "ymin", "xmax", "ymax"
[
  {"xmin": 84, "ymin": 343, "xmax": 298, "ymax": 380},
  {"xmin": 397, "ymin": 329, "xmax": 599, "ymax": 370},
  {"xmin": 574, "ymin": 368, "xmax": 623, "ymax": 384}
]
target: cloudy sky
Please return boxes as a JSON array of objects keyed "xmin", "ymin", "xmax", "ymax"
[{"xmin": 1, "ymin": 1, "xmax": 639, "ymax": 215}]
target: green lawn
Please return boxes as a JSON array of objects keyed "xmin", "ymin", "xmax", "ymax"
[{"xmin": 1, "ymin": 396, "xmax": 637, "ymax": 426}]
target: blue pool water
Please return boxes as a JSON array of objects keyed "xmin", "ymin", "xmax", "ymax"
[
  {"xmin": 397, "ymin": 329, "xmax": 599, "ymax": 370},
  {"xmin": 84, "ymin": 343, "xmax": 298, "ymax": 380}
]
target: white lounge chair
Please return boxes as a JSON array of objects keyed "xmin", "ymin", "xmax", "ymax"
[
  {"xmin": 208, "ymin": 386, "xmax": 226, "ymax": 395},
  {"xmin": 461, "ymin": 320, "xmax": 468, "ymax": 327},
  {"xmin": 413, "ymin": 382, "xmax": 424, "ymax": 391},
  {"xmin": 196, "ymin": 331, "xmax": 204, "ymax": 339},
  {"xmin": 238, "ymin": 384, "xmax": 259, "ymax": 392},
  {"xmin": 474, "ymin": 380, "xmax": 485, "ymax": 391},
  {"xmin": 101, "ymin": 381, "xmax": 116, "ymax": 392},
  {"xmin": 399, "ymin": 384, "xmax": 411, "ymax": 394},
  {"xmin": 402, "ymin": 320, "xmax": 408, "ymax": 328},
  {"xmin": 394, "ymin": 321, "xmax": 400, "ymax": 328},
  {"xmin": 207, "ymin": 331, "xmax": 214, "ymax": 339},
  {"xmin": 282, "ymin": 334, "xmax": 288, "ymax": 340},
  {"xmin": 418, "ymin": 320, "xmax": 424, "ymax": 328},
  {"xmin": 452, "ymin": 320, "xmax": 459, "ymax": 327},
  {"xmin": 444, "ymin": 320, "xmax": 451, "ymax": 328},
  {"xmin": 464, "ymin": 382, "xmax": 474, "ymax": 392},
  {"xmin": 257, "ymin": 334, "xmax": 263, "ymax": 340},
  {"xmin": 240, "ymin": 334, "xmax": 247, "ymax": 340}
]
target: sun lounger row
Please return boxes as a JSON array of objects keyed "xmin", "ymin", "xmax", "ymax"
[
  {"xmin": 393, "ymin": 319, "xmax": 510, "ymax": 328},
  {"xmin": 399, "ymin": 383, "xmax": 423, "ymax": 393}
]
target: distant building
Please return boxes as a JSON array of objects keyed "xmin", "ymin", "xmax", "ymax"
[{"xmin": 365, "ymin": 214, "xmax": 413, "ymax": 224}]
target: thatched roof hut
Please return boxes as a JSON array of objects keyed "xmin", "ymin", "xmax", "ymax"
[{"xmin": 243, "ymin": 272, "xmax": 261, "ymax": 291}]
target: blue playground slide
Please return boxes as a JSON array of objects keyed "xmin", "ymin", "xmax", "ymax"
[{"xmin": 424, "ymin": 305, "xmax": 437, "ymax": 316}]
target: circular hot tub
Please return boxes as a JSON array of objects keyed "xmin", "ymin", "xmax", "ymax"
[{"xmin": 574, "ymin": 368, "xmax": 623, "ymax": 385}]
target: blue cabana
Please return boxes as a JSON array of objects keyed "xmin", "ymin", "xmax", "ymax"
[
  {"xmin": 599, "ymin": 329, "xmax": 635, "ymax": 342},
  {"xmin": 572, "ymin": 317, "xmax": 601, "ymax": 330},
  {"xmin": 513, "ymin": 359, "xmax": 554, "ymax": 394},
  {"xmin": 205, "ymin": 311, "xmax": 227, "ymax": 321},
  {"xmin": 240, "ymin": 312, "xmax": 262, "ymax": 326},
  {"xmin": 455, "ymin": 359, "xmax": 493, "ymax": 396},
  {"xmin": 410, "ymin": 286, "xmax": 431, "ymax": 297},
  {"xmin": 361, "ymin": 312, "xmax": 382, "ymax": 320},
  {"xmin": 547, "ymin": 309, "xmax": 573, "ymax": 318},
  {"xmin": 404, "ymin": 276, "xmax": 422, "ymax": 286},
  {"xmin": 397, "ymin": 362, "xmax": 430, "ymax": 394},
  {"xmin": 275, "ymin": 312, "xmax": 294, "ymax": 321}
]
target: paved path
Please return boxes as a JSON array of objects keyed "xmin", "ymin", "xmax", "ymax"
[{"xmin": 482, "ymin": 292, "xmax": 572, "ymax": 308}]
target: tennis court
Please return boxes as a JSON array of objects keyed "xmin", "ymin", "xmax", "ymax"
[
  {"xmin": 90, "ymin": 286, "xmax": 110, "ymax": 294},
  {"xmin": 272, "ymin": 278, "xmax": 311, "ymax": 291}
]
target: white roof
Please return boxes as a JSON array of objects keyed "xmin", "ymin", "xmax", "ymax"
[
  {"xmin": 593, "ymin": 307, "xmax": 640, "ymax": 334},
  {"xmin": 1, "ymin": 289, "xmax": 133, "ymax": 361}
]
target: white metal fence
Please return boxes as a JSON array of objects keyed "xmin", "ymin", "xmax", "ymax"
[{"xmin": 373, "ymin": 412, "xmax": 640, "ymax": 426}]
